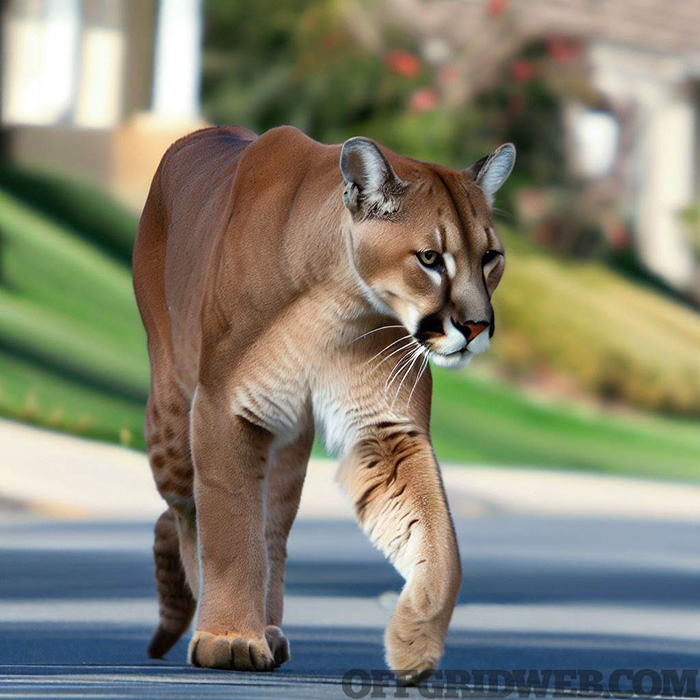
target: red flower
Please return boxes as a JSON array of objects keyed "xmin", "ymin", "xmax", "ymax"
[
  {"xmin": 386, "ymin": 50, "xmax": 421, "ymax": 78},
  {"xmin": 487, "ymin": 0, "xmax": 508, "ymax": 17},
  {"xmin": 608, "ymin": 223, "xmax": 630, "ymax": 249},
  {"xmin": 546, "ymin": 36, "xmax": 582, "ymax": 63},
  {"xmin": 322, "ymin": 34, "xmax": 340, "ymax": 51},
  {"xmin": 510, "ymin": 59, "xmax": 535, "ymax": 82},
  {"xmin": 438, "ymin": 64, "xmax": 459, "ymax": 85},
  {"xmin": 508, "ymin": 94, "xmax": 525, "ymax": 117},
  {"xmin": 409, "ymin": 88, "xmax": 438, "ymax": 113}
]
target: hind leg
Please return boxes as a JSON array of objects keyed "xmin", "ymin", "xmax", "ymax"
[
  {"xmin": 264, "ymin": 430, "xmax": 313, "ymax": 666},
  {"xmin": 136, "ymin": 170, "xmax": 201, "ymax": 660},
  {"xmin": 145, "ymin": 368, "xmax": 194, "ymax": 509},
  {"xmin": 145, "ymin": 367, "xmax": 199, "ymax": 657}
]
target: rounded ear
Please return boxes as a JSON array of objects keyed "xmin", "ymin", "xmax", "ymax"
[
  {"xmin": 340, "ymin": 137, "xmax": 406, "ymax": 217},
  {"xmin": 465, "ymin": 143, "xmax": 516, "ymax": 206}
]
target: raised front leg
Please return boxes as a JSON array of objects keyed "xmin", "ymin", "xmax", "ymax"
[
  {"xmin": 264, "ymin": 430, "xmax": 313, "ymax": 666},
  {"xmin": 340, "ymin": 426, "xmax": 462, "ymax": 684},
  {"xmin": 188, "ymin": 386, "xmax": 275, "ymax": 671}
]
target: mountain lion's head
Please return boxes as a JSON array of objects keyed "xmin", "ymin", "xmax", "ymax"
[{"xmin": 340, "ymin": 137, "xmax": 515, "ymax": 368}]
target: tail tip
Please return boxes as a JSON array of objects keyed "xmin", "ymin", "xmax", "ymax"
[{"xmin": 148, "ymin": 625, "xmax": 182, "ymax": 660}]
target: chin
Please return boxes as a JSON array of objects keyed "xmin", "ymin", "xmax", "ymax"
[{"xmin": 430, "ymin": 350, "xmax": 472, "ymax": 369}]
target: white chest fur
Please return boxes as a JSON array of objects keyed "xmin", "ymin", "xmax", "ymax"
[{"xmin": 312, "ymin": 381, "xmax": 356, "ymax": 457}]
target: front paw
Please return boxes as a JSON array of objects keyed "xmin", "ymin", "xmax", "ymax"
[
  {"xmin": 385, "ymin": 624, "xmax": 441, "ymax": 686},
  {"xmin": 189, "ymin": 630, "xmax": 274, "ymax": 671},
  {"xmin": 384, "ymin": 604, "xmax": 447, "ymax": 686},
  {"xmin": 264, "ymin": 625, "xmax": 291, "ymax": 667}
]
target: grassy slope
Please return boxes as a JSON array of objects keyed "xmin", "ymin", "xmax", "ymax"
[
  {"xmin": 0, "ymin": 166, "xmax": 698, "ymax": 478},
  {"xmin": 0, "ymin": 173, "xmax": 147, "ymax": 447},
  {"xmin": 494, "ymin": 234, "xmax": 700, "ymax": 416},
  {"xmin": 0, "ymin": 349, "xmax": 145, "ymax": 446},
  {"xmin": 431, "ymin": 369, "xmax": 700, "ymax": 481}
]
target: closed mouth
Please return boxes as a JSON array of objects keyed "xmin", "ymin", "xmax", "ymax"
[
  {"xmin": 414, "ymin": 340, "xmax": 471, "ymax": 369},
  {"xmin": 440, "ymin": 347, "xmax": 471, "ymax": 364},
  {"xmin": 418, "ymin": 340, "xmax": 468, "ymax": 359}
]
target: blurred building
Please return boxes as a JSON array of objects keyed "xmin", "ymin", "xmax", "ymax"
[
  {"xmin": 1, "ymin": 0, "xmax": 204, "ymax": 209},
  {"xmin": 2, "ymin": 0, "xmax": 699, "ymax": 292},
  {"xmin": 391, "ymin": 0, "xmax": 700, "ymax": 290}
]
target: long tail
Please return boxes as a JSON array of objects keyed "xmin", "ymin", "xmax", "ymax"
[{"xmin": 148, "ymin": 508, "xmax": 196, "ymax": 659}]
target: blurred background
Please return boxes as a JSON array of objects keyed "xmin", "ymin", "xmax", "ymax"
[{"xmin": 0, "ymin": 0, "xmax": 699, "ymax": 481}]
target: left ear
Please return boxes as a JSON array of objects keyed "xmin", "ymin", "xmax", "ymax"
[
  {"xmin": 340, "ymin": 137, "xmax": 407, "ymax": 218},
  {"xmin": 465, "ymin": 143, "xmax": 516, "ymax": 206}
]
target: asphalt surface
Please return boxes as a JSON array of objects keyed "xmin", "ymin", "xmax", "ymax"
[{"xmin": 0, "ymin": 515, "xmax": 698, "ymax": 699}]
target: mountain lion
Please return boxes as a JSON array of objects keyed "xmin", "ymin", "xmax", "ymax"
[{"xmin": 133, "ymin": 125, "xmax": 514, "ymax": 684}]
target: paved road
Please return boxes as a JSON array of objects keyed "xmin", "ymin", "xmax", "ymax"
[{"xmin": 0, "ymin": 515, "xmax": 698, "ymax": 699}]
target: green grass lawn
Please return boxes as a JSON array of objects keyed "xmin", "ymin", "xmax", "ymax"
[
  {"xmin": 494, "ymin": 235, "xmax": 700, "ymax": 417},
  {"xmin": 0, "ymin": 349, "xmax": 145, "ymax": 447},
  {"xmin": 0, "ymin": 165, "xmax": 698, "ymax": 480},
  {"xmin": 0, "ymin": 170, "xmax": 148, "ymax": 448},
  {"xmin": 430, "ymin": 369, "xmax": 700, "ymax": 481}
]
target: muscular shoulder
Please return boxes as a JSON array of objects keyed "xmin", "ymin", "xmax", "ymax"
[
  {"xmin": 166, "ymin": 125, "xmax": 257, "ymax": 161},
  {"xmin": 236, "ymin": 125, "xmax": 333, "ymax": 180}
]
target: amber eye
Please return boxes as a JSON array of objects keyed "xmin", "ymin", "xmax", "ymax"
[{"xmin": 416, "ymin": 250, "xmax": 443, "ymax": 270}]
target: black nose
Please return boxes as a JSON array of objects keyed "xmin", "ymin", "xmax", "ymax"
[{"xmin": 452, "ymin": 319, "xmax": 489, "ymax": 343}]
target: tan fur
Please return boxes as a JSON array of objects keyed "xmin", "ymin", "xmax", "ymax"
[{"xmin": 133, "ymin": 125, "xmax": 510, "ymax": 682}]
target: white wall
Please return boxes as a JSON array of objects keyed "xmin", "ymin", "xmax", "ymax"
[
  {"xmin": 74, "ymin": 1, "xmax": 125, "ymax": 129},
  {"xmin": 590, "ymin": 42, "xmax": 696, "ymax": 289},
  {"xmin": 151, "ymin": 0, "xmax": 202, "ymax": 120},
  {"xmin": 2, "ymin": 0, "xmax": 81, "ymax": 125},
  {"xmin": 2, "ymin": 0, "xmax": 205, "ymax": 129},
  {"xmin": 637, "ymin": 98, "xmax": 696, "ymax": 287}
]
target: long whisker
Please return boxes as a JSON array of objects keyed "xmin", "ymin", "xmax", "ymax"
[
  {"xmin": 364, "ymin": 334, "xmax": 414, "ymax": 367},
  {"xmin": 391, "ymin": 346, "xmax": 424, "ymax": 409},
  {"xmin": 407, "ymin": 353, "xmax": 430, "ymax": 406},
  {"xmin": 386, "ymin": 344, "xmax": 422, "ymax": 393},
  {"xmin": 383, "ymin": 345, "xmax": 417, "ymax": 390},
  {"xmin": 492, "ymin": 206, "xmax": 513, "ymax": 221},
  {"xmin": 350, "ymin": 324, "xmax": 404, "ymax": 344},
  {"xmin": 392, "ymin": 347, "xmax": 424, "ymax": 400},
  {"xmin": 373, "ymin": 338, "xmax": 418, "ymax": 373}
]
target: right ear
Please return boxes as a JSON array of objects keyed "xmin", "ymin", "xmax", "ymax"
[
  {"xmin": 340, "ymin": 137, "xmax": 406, "ymax": 218},
  {"xmin": 465, "ymin": 143, "xmax": 516, "ymax": 206}
]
